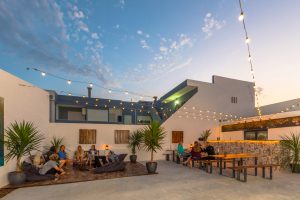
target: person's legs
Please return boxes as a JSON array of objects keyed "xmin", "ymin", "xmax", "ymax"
[{"xmin": 59, "ymin": 159, "xmax": 66, "ymax": 168}]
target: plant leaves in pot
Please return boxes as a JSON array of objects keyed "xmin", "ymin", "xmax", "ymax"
[
  {"xmin": 142, "ymin": 121, "xmax": 166, "ymax": 174},
  {"xmin": 128, "ymin": 130, "xmax": 143, "ymax": 163},
  {"xmin": 1, "ymin": 121, "xmax": 44, "ymax": 185},
  {"xmin": 280, "ymin": 133, "xmax": 300, "ymax": 173}
]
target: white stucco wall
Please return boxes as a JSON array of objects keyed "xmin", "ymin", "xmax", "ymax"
[
  {"xmin": 0, "ymin": 70, "xmax": 272, "ymax": 188},
  {"xmin": 0, "ymin": 69, "xmax": 50, "ymax": 187}
]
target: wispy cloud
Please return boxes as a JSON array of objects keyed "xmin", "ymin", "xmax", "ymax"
[
  {"xmin": 0, "ymin": 0, "xmax": 114, "ymax": 85},
  {"xmin": 202, "ymin": 13, "xmax": 226, "ymax": 38}
]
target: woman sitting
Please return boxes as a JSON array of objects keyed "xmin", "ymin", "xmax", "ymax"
[
  {"xmin": 75, "ymin": 145, "xmax": 88, "ymax": 166},
  {"xmin": 39, "ymin": 154, "xmax": 65, "ymax": 180},
  {"xmin": 185, "ymin": 141, "xmax": 203, "ymax": 168},
  {"xmin": 88, "ymin": 145, "xmax": 98, "ymax": 167},
  {"xmin": 177, "ymin": 141, "xmax": 190, "ymax": 162},
  {"xmin": 58, "ymin": 145, "xmax": 72, "ymax": 168}
]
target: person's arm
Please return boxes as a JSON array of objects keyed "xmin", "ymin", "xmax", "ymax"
[{"xmin": 54, "ymin": 165, "xmax": 63, "ymax": 172}]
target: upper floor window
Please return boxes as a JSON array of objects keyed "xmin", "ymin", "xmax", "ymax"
[{"xmin": 231, "ymin": 96, "xmax": 238, "ymax": 104}]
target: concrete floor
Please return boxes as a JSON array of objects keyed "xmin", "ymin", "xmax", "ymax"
[{"xmin": 3, "ymin": 161, "xmax": 300, "ymax": 200}]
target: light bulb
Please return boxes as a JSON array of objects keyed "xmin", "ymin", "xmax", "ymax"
[
  {"xmin": 238, "ymin": 12, "xmax": 244, "ymax": 21},
  {"xmin": 245, "ymin": 37, "xmax": 250, "ymax": 44},
  {"xmin": 67, "ymin": 80, "xmax": 72, "ymax": 85},
  {"xmin": 108, "ymin": 89, "xmax": 112, "ymax": 93},
  {"xmin": 125, "ymin": 91, "xmax": 129, "ymax": 95},
  {"xmin": 41, "ymin": 72, "xmax": 46, "ymax": 76},
  {"xmin": 89, "ymin": 83, "xmax": 93, "ymax": 87},
  {"xmin": 248, "ymin": 56, "xmax": 252, "ymax": 61},
  {"xmin": 68, "ymin": 93, "xmax": 72, "ymax": 96}
]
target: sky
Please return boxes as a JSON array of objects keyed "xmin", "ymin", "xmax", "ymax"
[{"xmin": 0, "ymin": 0, "xmax": 300, "ymax": 105}]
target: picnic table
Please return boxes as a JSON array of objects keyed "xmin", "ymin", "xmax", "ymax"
[{"xmin": 210, "ymin": 153, "xmax": 258, "ymax": 178}]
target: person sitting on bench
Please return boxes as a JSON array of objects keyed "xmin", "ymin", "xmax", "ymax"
[
  {"xmin": 185, "ymin": 141, "xmax": 203, "ymax": 167},
  {"xmin": 177, "ymin": 141, "xmax": 190, "ymax": 163}
]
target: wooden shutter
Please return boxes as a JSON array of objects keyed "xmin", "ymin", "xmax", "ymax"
[
  {"xmin": 172, "ymin": 131, "xmax": 183, "ymax": 143},
  {"xmin": 79, "ymin": 129, "xmax": 96, "ymax": 144},
  {"xmin": 114, "ymin": 130, "xmax": 130, "ymax": 144}
]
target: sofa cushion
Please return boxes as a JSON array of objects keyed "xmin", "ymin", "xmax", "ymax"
[
  {"xmin": 22, "ymin": 162, "xmax": 55, "ymax": 182},
  {"xmin": 117, "ymin": 154, "xmax": 127, "ymax": 162},
  {"xmin": 94, "ymin": 161, "xmax": 125, "ymax": 173}
]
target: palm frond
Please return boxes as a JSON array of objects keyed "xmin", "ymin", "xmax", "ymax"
[
  {"xmin": 128, "ymin": 130, "xmax": 143, "ymax": 155},
  {"xmin": 280, "ymin": 133, "xmax": 300, "ymax": 172},
  {"xmin": 2, "ymin": 121, "xmax": 44, "ymax": 171}
]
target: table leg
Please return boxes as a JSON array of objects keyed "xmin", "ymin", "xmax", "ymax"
[
  {"xmin": 172, "ymin": 151, "xmax": 175, "ymax": 162},
  {"xmin": 232, "ymin": 158, "xmax": 236, "ymax": 178},
  {"xmin": 219, "ymin": 158, "xmax": 223, "ymax": 175},
  {"xmin": 254, "ymin": 157, "xmax": 258, "ymax": 176}
]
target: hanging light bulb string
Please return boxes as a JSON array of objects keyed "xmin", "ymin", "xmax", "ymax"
[
  {"xmin": 238, "ymin": 0, "xmax": 262, "ymax": 118},
  {"xmin": 27, "ymin": 67, "xmax": 153, "ymax": 99}
]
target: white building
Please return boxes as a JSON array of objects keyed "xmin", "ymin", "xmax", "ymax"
[{"xmin": 1, "ymin": 69, "xmax": 300, "ymax": 187}]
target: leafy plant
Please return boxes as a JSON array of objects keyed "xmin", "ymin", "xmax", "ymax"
[
  {"xmin": 50, "ymin": 136, "xmax": 64, "ymax": 152},
  {"xmin": 199, "ymin": 129, "xmax": 212, "ymax": 141},
  {"xmin": 142, "ymin": 121, "xmax": 166, "ymax": 162},
  {"xmin": 2, "ymin": 121, "xmax": 44, "ymax": 172},
  {"xmin": 280, "ymin": 133, "xmax": 300, "ymax": 172},
  {"xmin": 128, "ymin": 130, "xmax": 143, "ymax": 155}
]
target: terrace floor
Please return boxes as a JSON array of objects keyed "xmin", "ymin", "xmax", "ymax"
[{"xmin": 2, "ymin": 161, "xmax": 300, "ymax": 200}]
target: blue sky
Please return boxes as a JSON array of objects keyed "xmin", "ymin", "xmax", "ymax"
[{"xmin": 0, "ymin": 0, "xmax": 300, "ymax": 104}]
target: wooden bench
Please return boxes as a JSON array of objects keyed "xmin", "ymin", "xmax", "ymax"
[
  {"xmin": 198, "ymin": 160, "xmax": 218, "ymax": 173},
  {"xmin": 162, "ymin": 153, "xmax": 172, "ymax": 161},
  {"xmin": 227, "ymin": 164, "xmax": 281, "ymax": 182}
]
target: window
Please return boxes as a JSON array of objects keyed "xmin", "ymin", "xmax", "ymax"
[
  {"xmin": 109, "ymin": 108, "xmax": 123, "ymax": 123},
  {"xmin": 231, "ymin": 96, "xmax": 238, "ymax": 104},
  {"xmin": 137, "ymin": 115, "xmax": 151, "ymax": 124},
  {"xmin": 0, "ymin": 97, "xmax": 4, "ymax": 167},
  {"xmin": 114, "ymin": 130, "xmax": 130, "ymax": 144},
  {"xmin": 79, "ymin": 129, "xmax": 97, "ymax": 144},
  {"xmin": 172, "ymin": 131, "xmax": 184, "ymax": 143},
  {"xmin": 57, "ymin": 106, "xmax": 85, "ymax": 121},
  {"xmin": 87, "ymin": 109, "xmax": 108, "ymax": 122},
  {"xmin": 244, "ymin": 130, "xmax": 268, "ymax": 140}
]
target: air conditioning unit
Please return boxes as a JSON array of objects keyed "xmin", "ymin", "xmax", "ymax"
[{"xmin": 82, "ymin": 108, "xmax": 86, "ymax": 115}]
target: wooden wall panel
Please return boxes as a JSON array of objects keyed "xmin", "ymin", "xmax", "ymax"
[
  {"xmin": 114, "ymin": 130, "xmax": 130, "ymax": 144},
  {"xmin": 79, "ymin": 129, "xmax": 96, "ymax": 144},
  {"xmin": 172, "ymin": 131, "xmax": 183, "ymax": 143}
]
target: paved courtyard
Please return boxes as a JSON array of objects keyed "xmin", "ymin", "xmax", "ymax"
[{"xmin": 2, "ymin": 161, "xmax": 300, "ymax": 200}]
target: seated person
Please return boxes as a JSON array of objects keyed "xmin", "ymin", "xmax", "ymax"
[
  {"xmin": 177, "ymin": 141, "xmax": 190, "ymax": 158},
  {"xmin": 33, "ymin": 152, "xmax": 45, "ymax": 168},
  {"xmin": 108, "ymin": 151, "xmax": 119, "ymax": 163},
  {"xmin": 185, "ymin": 141, "xmax": 202, "ymax": 167},
  {"xmin": 104, "ymin": 145, "xmax": 111, "ymax": 163},
  {"xmin": 202, "ymin": 141, "xmax": 216, "ymax": 160},
  {"xmin": 88, "ymin": 145, "xmax": 98, "ymax": 167},
  {"xmin": 39, "ymin": 154, "xmax": 65, "ymax": 179},
  {"xmin": 58, "ymin": 145, "xmax": 71, "ymax": 167},
  {"xmin": 45, "ymin": 146, "xmax": 57, "ymax": 162},
  {"xmin": 75, "ymin": 145, "xmax": 88, "ymax": 165}
]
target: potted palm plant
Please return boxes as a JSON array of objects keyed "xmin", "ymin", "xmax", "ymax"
[
  {"xmin": 2, "ymin": 121, "xmax": 44, "ymax": 185},
  {"xmin": 128, "ymin": 130, "xmax": 143, "ymax": 163},
  {"xmin": 50, "ymin": 136, "xmax": 64, "ymax": 152},
  {"xmin": 280, "ymin": 133, "xmax": 300, "ymax": 173},
  {"xmin": 198, "ymin": 129, "xmax": 212, "ymax": 141},
  {"xmin": 142, "ymin": 121, "xmax": 166, "ymax": 173}
]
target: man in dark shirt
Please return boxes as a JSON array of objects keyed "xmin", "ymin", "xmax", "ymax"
[{"xmin": 202, "ymin": 142, "xmax": 216, "ymax": 160}]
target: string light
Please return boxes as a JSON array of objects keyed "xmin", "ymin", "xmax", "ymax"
[
  {"xmin": 27, "ymin": 67, "xmax": 153, "ymax": 99},
  {"xmin": 238, "ymin": 0, "xmax": 262, "ymax": 119}
]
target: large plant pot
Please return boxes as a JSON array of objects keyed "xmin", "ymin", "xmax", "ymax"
[
  {"xmin": 146, "ymin": 162, "xmax": 157, "ymax": 174},
  {"xmin": 130, "ymin": 155, "xmax": 137, "ymax": 163},
  {"xmin": 291, "ymin": 164, "xmax": 300, "ymax": 173},
  {"xmin": 8, "ymin": 171, "xmax": 26, "ymax": 185}
]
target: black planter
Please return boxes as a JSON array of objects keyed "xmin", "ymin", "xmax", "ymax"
[
  {"xmin": 291, "ymin": 164, "xmax": 300, "ymax": 173},
  {"xmin": 8, "ymin": 171, "xmax": 26, "ymax": 185},
  {"xmin": 146, "ymin": 162, "xmax": 157, "ymax": 174},
  {"xmin": 130, "ymin": 155, "xmax": 137, "ymax": 163}
]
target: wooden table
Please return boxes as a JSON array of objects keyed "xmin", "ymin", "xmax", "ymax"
[
  {"xmin": 211, "ymin": 154, "xmax": 258, "ymax": 178},
  {"xmin": 166, "ymin": 150, "xmax": 177, "ymax": 162}
]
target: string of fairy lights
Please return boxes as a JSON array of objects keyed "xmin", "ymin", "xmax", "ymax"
[
  {"xmin": 26, "ymin": 67, "xmax": 153, "ymax": 100},
  {"xmin": 238, "ymin": 0, "xmax": 262, "ymax": 119}
]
